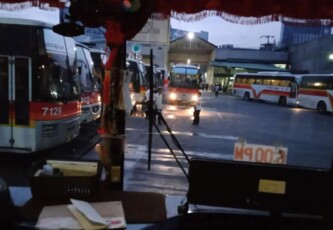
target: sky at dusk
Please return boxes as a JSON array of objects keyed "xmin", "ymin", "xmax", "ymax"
[
  {"xmin": 0, "ymin": 7, "xmax": 59, "ymax": 24},
  {"xmin": 171, "ymin": 16, "xmax": 282, "ymax": 49},
  {"xmin": 0, "ymin": 7, "xmax": 281, "ymax": 49}
]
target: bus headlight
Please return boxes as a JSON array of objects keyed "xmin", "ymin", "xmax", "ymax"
[
  {"xmin": 192, "ymin": 95, "xmax": 198, "ymax": 101},
  {"xmin": 169, "ymin": 92, "xmax": 177, "ymax": 100},
  {"xmin": 97, "ymin": 95, "xmax": 101, "ymax": 102}
]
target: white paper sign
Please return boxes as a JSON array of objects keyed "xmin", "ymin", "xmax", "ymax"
[
  {"xmin": 70, "ymin": 199, "xmax": 108, "ymax": 225},
  {"xmin": 234, "ymin": 142, "xmax": 287, "ymax": 164}
]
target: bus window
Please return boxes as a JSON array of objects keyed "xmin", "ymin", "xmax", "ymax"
[
  {"xmin": 279, "ymin": 80, "xmax": 290, "ymax": 87},
  {"xmin": 241, "ymin": 78, "xmax": 248, "ymax": 84},
  {"xmin": 34, "ymin": 29, "xmax": 78, "ymax": 102},
  {"xmin": 255, "ymin": 78, "xmax": 263, "ymax": 85},
  {"xmin": 76, "ymin": 46, "xmax": 93, "ymax": 93},
  {"xmin": 248, "ymin": 78, "xmax": 255, "ymax": 84},
  {"xmin": 271, "ymin": 79, "xmax": 280, "ymax": 86},
  {"xmin": 263, "ymin": 79, "xmax": 271, "ymax": 85},
  {"xmin": 328, "ymin": 80, "xmax": 333, "ymax": 90}
]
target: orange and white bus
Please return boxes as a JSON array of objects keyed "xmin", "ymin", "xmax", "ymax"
[
  {"xmin": 167, "ymin": 64, "xmax": 202, "ymax": 105},
  {"xmin": 127, "ymin": 58, "xmax": 147, "ymax": 108},
  {"xmin": 0, "ymin": 18, "xmax": 81, "ymax": 153},
  {"xmin": 297, "ymin": 74, "xmax": 333, "ymax": 114},
  {"xmin": 75, "ymin": 43, "xmax": 101, "ymax": 123},
  {"xmin": 232, "ymin": 72, "xmax": 299, "ymax": 106}
]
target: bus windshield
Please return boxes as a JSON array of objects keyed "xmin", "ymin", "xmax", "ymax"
[
  {"xmin": 170, "ymin": 65, "xmax": 201, "ymax": 88},
  {"xmin": 0, "ymin": 24, "xmax": 79, "ymax": 103},
  {"xmin": 36, "ymin": 29, "xmax": 79, "ymax": 102}
]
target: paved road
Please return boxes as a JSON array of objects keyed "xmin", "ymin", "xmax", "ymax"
[{"xmin": 1, "ymin": 91, "xmax": 332, "ymax": 198}]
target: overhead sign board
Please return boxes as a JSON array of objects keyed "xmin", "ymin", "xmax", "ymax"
[{"xmin": 131, "ymin": 18, "xmax": 169, "ymax": 44}]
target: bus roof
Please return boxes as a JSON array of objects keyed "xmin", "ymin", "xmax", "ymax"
[
  {"xmin": 75, "ymin": 42, "xmax": 91, "ymax": 50},
  {"xmin": 90, "ymin": 48, "xmax": 109, "ymax": 55},
  {"xmin": 0, "ymin": 17, "xmax": 52, "ymax": 28},
  {"xmin": 298, "ymin": 74, "xmax": 333, "ymax": 77}
]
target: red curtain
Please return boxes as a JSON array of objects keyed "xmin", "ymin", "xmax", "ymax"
[{"xmin": 2, "ymin": 0, "xmax": 333, "ymax": 24}]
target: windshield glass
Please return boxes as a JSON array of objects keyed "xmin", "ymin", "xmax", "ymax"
[
  {"xmin": 170, "ymin": 66, "xmax": 201, "ymax": 88},
  {"xmin": 0, "ymin": 24, "xmax": 78, "ymax": 103},
  {"xmin": 33, "ymin": 29, "xmax": 79, "ymax": 102}
]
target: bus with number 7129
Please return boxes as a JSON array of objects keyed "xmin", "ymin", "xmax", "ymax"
[
  {"xmin": 232, "ymin": 72, "xmax": 299, "ymax": 106},
  {"xmin": 0, "ymin": 18, "xmax": 81, "ymax": 153}
]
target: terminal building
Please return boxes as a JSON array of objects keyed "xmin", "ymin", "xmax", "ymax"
[{"xmin": 71, "ymin": 15, "xmax": 333, "ymax": 91}]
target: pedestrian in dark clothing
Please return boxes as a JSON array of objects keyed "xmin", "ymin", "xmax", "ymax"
[
  {"xmin": 193, "ymin": 92, "xmax": 202, "ymax": 125},
  {"xmin": 214, "ymin": 84, "xmax": 219, "ymax": 97}
]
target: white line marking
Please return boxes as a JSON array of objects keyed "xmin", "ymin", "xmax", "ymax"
[{"xmin": 217, "ymin": 112, "xmax": 224, "ymax": 119}]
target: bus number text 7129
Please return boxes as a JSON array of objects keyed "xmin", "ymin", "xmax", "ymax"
[{"xmin": 42, "ymin": 107, "xmax": 62, "ymax": 117}]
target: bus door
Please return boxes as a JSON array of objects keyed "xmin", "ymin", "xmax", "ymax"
[
  {"xmin": 0, "ymin": 56, "xmax": 31, "ymax": 151},
  {"xmin": 289, "ymin": 81, "xmax": 298, "ymax": 105},
  {"xmin": 290, "ymin": 82, "xmax": 298, "ymax": 98}
]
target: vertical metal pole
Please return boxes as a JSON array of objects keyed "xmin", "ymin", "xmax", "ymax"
[
  {"xmin": 105, "ymin": 44, "xmax": 126, "ymax": 190},
  {"xmin": 148, "ymin": 49, "xmax": 154, "ymax": 170}
]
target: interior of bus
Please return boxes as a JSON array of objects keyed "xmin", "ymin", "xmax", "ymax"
[{"xmin": 1, "ymin": 1, "xmax": 333, "ymax": 229}]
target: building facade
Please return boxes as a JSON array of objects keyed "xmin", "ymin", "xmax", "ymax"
[{"xmin": 280, "ymin": 21, "xmax": 331, "ymax": 47}]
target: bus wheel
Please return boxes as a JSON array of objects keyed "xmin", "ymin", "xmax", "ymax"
[
  {"xmin": 243, "ymin": 92, "xmax": 250, "ymax": 101},
  {"xmin": 317, "ymin": 101, "xmax": 327, "ymax": 114},
  {"xmin": 279, "ymin": 96, "xmax": 287, "ymax": 106}
]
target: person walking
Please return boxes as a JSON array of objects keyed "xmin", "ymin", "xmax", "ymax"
[
  {"xmin": 154, "ymin": 87, "xmax": 163, "ymax": 125},
  {"xmin": 214, "ymin": 84, "xmax": 219, "ymax": 97},
  {"xmin": 144, "ymin": 87, "xmax": 151, "ymax": 119},
  {"xmin": 193, "ymin": 91, "xmax": 202, "ymax": 125}
]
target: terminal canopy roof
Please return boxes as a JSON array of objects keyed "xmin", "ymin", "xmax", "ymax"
[{"xmin": 210, "ymin": 61, "xmax": 290, "ymax": 72}]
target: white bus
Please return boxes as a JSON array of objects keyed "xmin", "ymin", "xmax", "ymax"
[
  {"xmin": 75, "ymin": 43, "xmax": 101, "ymax": 123},
  {"xmin": 0, "ymin": 18, "xmax": 81, "ymax": 153},
  {"xmin": 297, "ymin": 74, "xmax": 333, "ymax": 114},
  {"xmin": 232, "ymin": 72, "xmax": 298, "ymax": 106}
]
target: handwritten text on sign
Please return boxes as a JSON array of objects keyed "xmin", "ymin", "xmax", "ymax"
[{"xmin": 234, "ymin": 143, "xmax": 287, "ymax": 164}]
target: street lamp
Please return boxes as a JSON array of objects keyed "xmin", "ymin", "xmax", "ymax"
[
  {"xmin": 328, "ymin": 54, "xmax": 333, "ymax": 60},
  {"xmin": 187, "ymin": 32, "xmax": 194, "ymax": 40}
]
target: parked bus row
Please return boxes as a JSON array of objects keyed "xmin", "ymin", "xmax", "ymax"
[
  {"xmin": 0, "ymin": 18, "xmax": 104, "ymax": 153},
  {"xmin": 232, "ymin": 72, "xmax": 333, "ymax": 114}
]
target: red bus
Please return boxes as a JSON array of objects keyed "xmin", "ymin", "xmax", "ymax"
[{"xmin": 167, "ymin": 64, "xmax": 202, "ymax": 105}]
